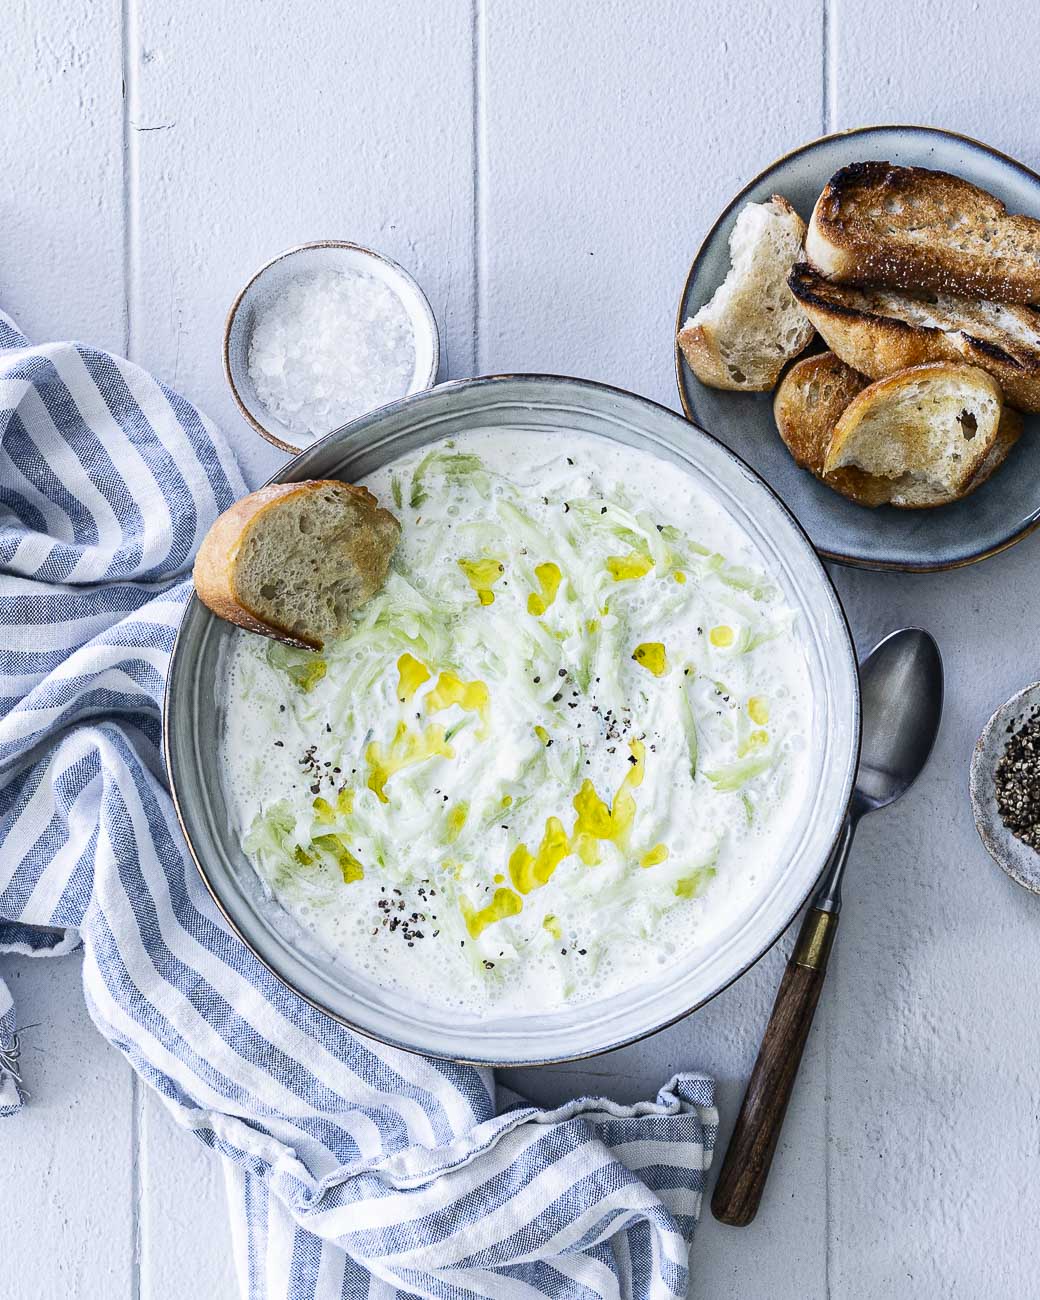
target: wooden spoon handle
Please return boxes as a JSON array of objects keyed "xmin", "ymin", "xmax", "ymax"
[{"xmin": 710, "ymin": 907, "xmax": 839, "ymax": 1227}]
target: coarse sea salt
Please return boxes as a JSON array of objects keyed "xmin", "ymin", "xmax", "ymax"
[{"xmin": 248, "ymin": 267, "xmax": 417, "ymax": 441}]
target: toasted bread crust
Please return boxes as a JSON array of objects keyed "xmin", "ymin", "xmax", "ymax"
[
  {"xmin": 788, "ymin": 263, "xmax": 1040, "ymax": 412},
  {"xmin": 774, "ymin": 352, "xmax": 1020, "ymax": 509},
  {"xmin": 964, "ymin": 406, "xmax": 1023, "ymax": 497},
  {"xmin": 824, "ymin": 362, "xmax": 1001, "ymax": 488},
  {"xmin": 806, "ymin": 162, "xmax": 1040, "ymax": 303},
  {"xmin": 193, "ymin": 480, "xmax": 397, "ymax": 650},
  {"xmin": 767, "ymin": 194, "xmax": 799, "ymax": 221},
  {"xmin": 772, "ymin": 352, "xmax": 889, "ymax": 505},
  {"xmin": 774, "ymin": 352, "xmax": 868, "ymax": 470},
  {"xmin": 676, "ymin": 322, "xmax": 748, "ymax": 390}
]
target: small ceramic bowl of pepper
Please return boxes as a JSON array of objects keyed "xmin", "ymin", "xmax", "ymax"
[{"xmin": 970, "ymin": 682, "xmax": 1040, "ymax": 894}]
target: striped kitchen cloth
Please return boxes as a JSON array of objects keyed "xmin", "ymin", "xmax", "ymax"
[{"xmin": 0, "ymin": 310, "xmax": 717, "ymax": 1300}]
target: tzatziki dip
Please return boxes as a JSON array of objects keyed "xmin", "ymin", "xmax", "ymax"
[{"xmin": 222, "ymin": 430, "xmax": 813, "ymax": 1015}]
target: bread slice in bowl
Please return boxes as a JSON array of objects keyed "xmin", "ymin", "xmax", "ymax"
[
  {"xmin": 823, "ymin": 361, "xmax": 1003, "ymax": 499},
  {"xmin": 677, "ymin": 195, "xmax": 814, "ymax": 391},
  {"xmin": 789, "ymin": 262, "xmax": 1040, "ymax": 412},
  {"xmin": 775, "ymin": 354, "xmax": 1022, "ymax": 508},
  {"xmin": 805, "ymin": 162, "xmax": 1040, "ymax": 303},
  {"xmin": 193, "ymin": 480, "xmax": 400, "ymax": 650}
]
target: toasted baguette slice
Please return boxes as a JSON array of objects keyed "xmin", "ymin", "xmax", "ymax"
[
  {"xmin": 677, "ymin": 196, "xmax": 813, "ymax": 390},
  {"xmin": 823, "ymin": 362, "xmax": 1002, "ymax": 498},
  {"xmin": 962, "ymin": 405, "xmax": 1024, "ymax": 494},
  {"xmin": 789, "ymin": 262, "xmax": 1040, "ymax": 412},
  {"xmin": 874, "ymin": 403, "xmax": 1022, "ymax": 508},
  {"xmin": 859, "ymin": 403, "xmax": 1021, "ymax": 508},
  {"xmin": 775, "ymin": 353, "xmax": 1022, "ymax": 508},
  {"xmin": 194, "ymin": 480, "xmax": 400, "ymax": 650},
  {"xmin": 774, "ymin": 352, "xmax": 869, "ymax": 472},
  {"xmin": 806, "ymin": 162, "xmax": 1040, "ymax": 302},
  {"xmin": 773, "ymin": 352, "xmax": 888, "ymax": 504}
]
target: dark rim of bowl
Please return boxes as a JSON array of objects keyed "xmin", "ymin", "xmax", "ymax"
[
  {"xmin": 222, "ymin": 239, "xmax": 441, "ymax": 455},
  {"xmin": 674, "ymin": 123, "xmax": 1040, "ymax": 574},
  {"xmin": 165, "ymin": 372, "xmax": 862, "ymax": 1066}
]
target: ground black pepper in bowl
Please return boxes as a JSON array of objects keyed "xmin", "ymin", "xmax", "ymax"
[{"xmin": 994, "ymin": 706, "xmax": 1040, "ymax": 850}]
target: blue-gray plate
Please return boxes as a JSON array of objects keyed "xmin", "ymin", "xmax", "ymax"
[{"xmin": 675, "ymin": 125, "xmax": 1040, "ymax": 571}]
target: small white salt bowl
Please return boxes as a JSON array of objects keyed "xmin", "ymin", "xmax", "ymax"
[{"xmin": 223, "ymin": 241, "xmax": 440, "ymax": 453}]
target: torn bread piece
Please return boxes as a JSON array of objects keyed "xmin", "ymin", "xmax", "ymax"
[
  {"xmin": 823, "ymin": 362, "xmax": 1003, "ymax": 502},
  {"xmin": 775, "ymin": 353, "xmax": 1021, "ymax": 508},
  {"xmin": 678, "ymin": 196, "xmax": 814, "ymax": 390},
  {"xmin": 194, "ymin": 480, "xmax": 400, "ymax": 649}
]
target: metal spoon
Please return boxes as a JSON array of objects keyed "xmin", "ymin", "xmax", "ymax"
[{"xmin": 711, "ymin": 627, "xmax": 944, "ymax": 1227}]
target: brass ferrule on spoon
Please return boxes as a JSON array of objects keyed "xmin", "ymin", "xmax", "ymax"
[
  {"xmin": 793, "ymin": 905, "xmax": 838, "ymax": 971},
  {"xmin": 793, "ymin": 813, "xmax": 855, "ymax": 970}
]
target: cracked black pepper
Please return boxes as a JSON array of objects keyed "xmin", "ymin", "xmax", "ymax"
[{"xmin": 995, "ymin": 708, "xmax": 1040, "ymax": 851}]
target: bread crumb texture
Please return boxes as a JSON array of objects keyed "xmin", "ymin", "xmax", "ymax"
[{"xmin": 232, "ymin": 483, "xmax": 399, "ymax": 645}]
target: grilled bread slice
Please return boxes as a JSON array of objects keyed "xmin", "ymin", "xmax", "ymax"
[
  {"xmin": 677, "ymin": 196, "xmax": 814, "ymax": 390},
  {"xmin": 789, "ymin": 262, "xmax": 1040, "ymax": 412},
  {"xmin": 850, "ymin": 401, "xmax": 1022, "ymax": 509},
  {"xmin": 963, "ymin": 404, "xmax": 1025, "ymax": 494},
  {"xmin": 775, "ymin": 353, "xmax": 1021, "ymax": 508},
  {"xmin": 805, "ymin": 162, "xmax": 1040, "ymax": 303},
  {"xmin": 194, "ymin": 480, "xmax": 400, "ymax": 650},
  {"xmin": 823, "ymin": 362, "xmax": 1002, "ymax": 500},
  {"xmin": 773, "ymin": 352, "xmax": 887, "ymax": 505}
]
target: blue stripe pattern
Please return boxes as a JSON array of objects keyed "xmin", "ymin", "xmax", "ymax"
[{"xmin": 0, "ymin": 313, "xmax": 718, "ymax": 1298}]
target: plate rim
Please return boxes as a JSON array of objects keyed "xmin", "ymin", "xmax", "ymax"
[{"xmin": 674, "ymin": 122, "xmax": 1040, "ymax": 573}]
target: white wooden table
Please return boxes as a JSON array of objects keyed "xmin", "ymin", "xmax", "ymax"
[{"xmin": 4, "ymin": 2, "xmax": 1040, "ymax": 1295}]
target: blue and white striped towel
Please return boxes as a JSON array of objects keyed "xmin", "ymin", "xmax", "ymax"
[{"xmin": 0, "ymin": 310, "xmax": 717, "ymax": 1299}]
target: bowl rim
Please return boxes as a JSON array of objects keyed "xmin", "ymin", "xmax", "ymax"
[
  {"xmin": 165, "ymin": 372, "xmax": 862, "ymax": 1065},
  {"xmin": 222, "ymin": 239, "xmax": 441, "ymax": 454},
  {"xmin": 673, "ymin": 122, "xmax": 1040, "ymax": 573}
]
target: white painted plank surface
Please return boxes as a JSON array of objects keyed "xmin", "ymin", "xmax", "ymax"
[
  {"xmin": 831, "ymin": 0, "xmax": 1040, "ymax": 170},
  {"xmin": 138, "ymin": 1087, "xmax": 239, "ymax": 1300},
  {"xmin": 126, "ymin": 0, "xmax": 478, "ymax": 492},
  {"xmin": 480, "ymin": 0, "xmax": 824, "ymax": 407},
  {"xmin": 0, "ymin": 954, "xmax": 135, "ymax": 1299},
  {"xmin": 5, "ymin": 1, "xmax": 1040, "ymax": 1298},
  {"xmin": 1, "ymin": 1, "xmax": 126, "ymax": 352},
  {"xmin": 828, "ymin": 441, "xmax": 1040, "ymax": 1291},
  {"xmin": 1, "ymin": 8, "xmax": 136, "ymax": 1300}
]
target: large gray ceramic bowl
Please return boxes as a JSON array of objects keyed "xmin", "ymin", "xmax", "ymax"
[{"xmin": 165, "ymin": 375, "xmax": 861, "ymax": 1065}]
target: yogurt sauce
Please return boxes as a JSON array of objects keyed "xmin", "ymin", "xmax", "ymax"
[{"xmin": 222, "ymin": 429, "xmax": 814, "ymax": 1015}]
